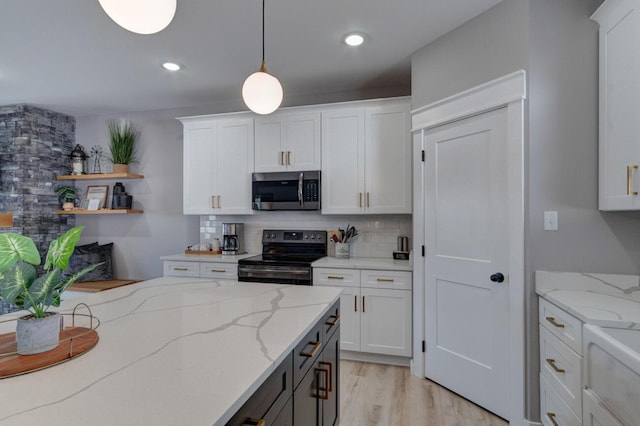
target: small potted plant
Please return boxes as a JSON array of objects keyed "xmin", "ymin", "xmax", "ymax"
[
  {"xmin": 54, "ymin": 185, "xmax": 79, "ymax": 211},
  {"xmin": 107, "ymin": 118, "xmax": 139, "ymax": 174},
  {"xmin": 0, "ymin": 226, "xmax": 100, "ymax": 355}
]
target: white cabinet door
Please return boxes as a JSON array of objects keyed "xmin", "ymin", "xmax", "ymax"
[
  {"xmin": 254, "ymin": 116, "xmax": 285, "ymax": 172},
  {"xmin": 360, "ymin": 287, "xmax": 412, "ymax": 357},
  {"xmin": 365, "ymin": 105, "xmax": 411, "ymax": 213},
  {"xmin": 286, "ymin": 112, "xmax": 321, "ymax": 171},
  {"xmin": 321, "ymin": 109, "xmax": 365, "ymax": 214},
  {"xmin": 583, "ymin": 389, "xmax": 624, "ymax": 426},
  {"xmin": 182, "ymin": 119, "xmax": 216, "ymax": 214},
  {"xmin": 593, "ymin": 1, "xmax": 640, "ymax": 210},
  {"xmin": 216, "ymin": 118, "xmax": 254, "ymax": 214},
  {"xmin": 338, "ymin": 286, "xmax": 361, "ymax": 352}
]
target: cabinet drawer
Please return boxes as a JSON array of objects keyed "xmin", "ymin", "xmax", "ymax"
[
  {"xmin": 361, "ymin": 270, "xmax": 412, "ymax": 290},
  {"xmin": 540, "ymin": 326, "xmax": 582, "ymax": 418},
  {"xmin": 322, "ymin": 300, "xmax": 341, "ymax": 341},
  {"xmin": 540, "ymin": 373, "xmax": 581, "ymax": 426},
  {"xmin": 163, "ymin": 261, "xmax": 200, "ymax": 277},
  {"xmin": 199, "ymin": 262, "xmax": 237, "ymax": 280},
  {"xmin": 313, "ymin": 268, "xmax": 360, "ymax": 288},
  {"xmin": 539, "ymin": 298, "xmax": 582, "ymax": 354},
  {"xmin": 293, "ymin": 320, "xmax": 324, "ymax": 389}
]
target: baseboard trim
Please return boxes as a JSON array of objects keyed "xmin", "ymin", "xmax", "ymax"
[{"xmin": 340, "ymin": 350, "xmax": 411, "ymax": 367}]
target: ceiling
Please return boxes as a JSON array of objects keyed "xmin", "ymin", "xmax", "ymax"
[{"xmin": 1, "ymin": 0, "xmax": 502, "ymax": 117}]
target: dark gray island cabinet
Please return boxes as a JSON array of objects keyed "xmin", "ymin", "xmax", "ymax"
[{"xmin": 227, "ymin": 300, "xmax": 341, "ymax": 426}]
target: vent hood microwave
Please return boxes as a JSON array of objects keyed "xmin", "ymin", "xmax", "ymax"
[{"xmin": 252, "ymin": 171, "xmax": 320, "ymax": 211}]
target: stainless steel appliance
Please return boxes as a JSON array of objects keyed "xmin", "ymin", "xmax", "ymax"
[
  {"xmin": 238, "ymin": 229, "xmax": 327, "ymax": 285},
  {"xmin": 222, "ymin": 223, "xmax": 244, "ymax": 255},
  {"xmin": 252, "ymin": 171, "xmax": 320, "ymax": 211}
]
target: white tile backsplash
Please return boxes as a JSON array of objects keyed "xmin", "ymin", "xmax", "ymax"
[{"xmin": 199, "ymin": 212, "xmax": 412, "ymax": 258}]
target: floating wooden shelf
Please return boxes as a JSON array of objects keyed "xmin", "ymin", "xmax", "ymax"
[
  {"xmin": 56, "ymin": 209, "xmax": 143, "ymax": 215},
  {"xmin": 56, "ymin": 172, "xmax": 144, "ymax": 180}
]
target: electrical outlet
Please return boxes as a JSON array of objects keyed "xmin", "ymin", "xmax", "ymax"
[{"xmin": 544, "ymin": 211, "xmax": 558, "ymax": 231}]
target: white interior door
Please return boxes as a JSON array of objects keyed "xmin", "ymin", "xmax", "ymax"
[{"xmin": 424, "ymin": 107, "xmax": 509, "ymax": 419}]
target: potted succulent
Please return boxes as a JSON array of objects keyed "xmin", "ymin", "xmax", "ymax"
[
  {"xmin": 106, "ymin": 118, "xmax": 139, "ymax": 174},
  {"xmin": 54, "ymin": 185, "xmax": 79, "ymax": 211},
  {"xmin": 0, "ymin": 226, "xmax": 100, "ymax": 355}
]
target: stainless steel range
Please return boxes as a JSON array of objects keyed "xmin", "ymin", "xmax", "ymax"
[{"xmin": 238, "ymin": 230, "xmax": 327, "ymax": 285}]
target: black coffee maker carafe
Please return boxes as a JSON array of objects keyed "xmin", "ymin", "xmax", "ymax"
[{"xmin": 112, "ymin": 182, "xmax": 133, "ymax": 209}]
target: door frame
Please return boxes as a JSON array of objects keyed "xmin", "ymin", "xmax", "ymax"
[{"xmin": 410, "ymin": 70, "xmax": 526, "ymax": 424}]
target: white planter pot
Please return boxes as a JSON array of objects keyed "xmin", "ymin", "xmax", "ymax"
[{"xmin": 16, "ymin": 312, "xmax": 62, "ymax": 355}]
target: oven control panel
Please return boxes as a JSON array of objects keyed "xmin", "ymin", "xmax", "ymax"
[{"xmin": 262, "ymin": 230, "xmax": 327, "ymax": 244}]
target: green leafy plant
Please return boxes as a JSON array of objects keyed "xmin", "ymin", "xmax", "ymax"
[
  {"xmin": 0, "ymin": 226, "xmax": 100, "ymax": 318},
  {"xmin": 54, "ymin": 185, "xmax": 78, "ymax": 204},
  {"xmin": 107, "ymin": 119, "xmax": 139, "ymax": 165}
]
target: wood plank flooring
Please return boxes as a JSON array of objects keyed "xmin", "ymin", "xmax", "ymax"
[{"xmin": 340, "ymin": 360, "xmax": 508, "ymax": 426}]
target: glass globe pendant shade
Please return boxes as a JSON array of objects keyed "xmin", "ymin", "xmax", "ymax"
[
  {"xmin": 242, "ymin": 62, "xmax": 283, "ymax": 115},
  {"xmin": 98, "ymin": 0, "xmax": 177, "ymax": 35}
]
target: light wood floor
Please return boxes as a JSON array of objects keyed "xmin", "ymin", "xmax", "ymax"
[{"xmin": 340, "ymin": 360, "xmax": 508, "ymax": 426}]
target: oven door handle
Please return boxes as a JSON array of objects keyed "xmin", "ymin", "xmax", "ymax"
[
  {"xmin": 238, "ymin": 267, "xmax": 310, "ymax": 275},
  {"xmin": 298, "ymin": 172, "xmax": 304, "ymax": 206}
]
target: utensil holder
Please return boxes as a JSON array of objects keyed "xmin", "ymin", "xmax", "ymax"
[{"xmin": 335, "ymin": 243, "xmax": 350, "ymax": 259}]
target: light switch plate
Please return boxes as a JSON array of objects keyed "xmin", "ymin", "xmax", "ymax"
[{"xmin": 544, "ymin": 211, "xmax": 558, "ymax": 231}]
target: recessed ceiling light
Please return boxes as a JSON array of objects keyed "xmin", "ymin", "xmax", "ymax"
[
  {"xmin": 162, "ymin": 62, "xmax": 182, "ymax": 71},
  {"xmin": 344, "ymin": 33, "xmax": 365, "ymax": 47}
]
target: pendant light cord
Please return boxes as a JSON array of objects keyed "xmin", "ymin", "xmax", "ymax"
[{"xmin": 262, "ymin": 0, "xmax": 266, "ymax": 64}]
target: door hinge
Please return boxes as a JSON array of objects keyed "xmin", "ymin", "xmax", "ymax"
[
  {"xmin": 421, "ymin": 150, "xmax": 425, "ymax": 162},
  {"xmin": 421, "ymin": 245, "xmax": 425, "ymax": 257},
  {"xmin": 422, "ymin": 340, "xmax": 426, "ymax": 353}
]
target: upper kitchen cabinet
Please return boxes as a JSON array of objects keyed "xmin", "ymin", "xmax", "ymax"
[
  {"xmin": 321, "ymin": 98, "xmax": 411, "ymax": 214},
  {"xmin": 254, "ymin": 112, "xmax": 321, "ymax": 172},
  {"xmin": 592, "ymin": 0, "xmax": 640, "ymax": 210},
  {"xmin": 180, "ymin": 115, "xmax": 254, "ymax": 215}
]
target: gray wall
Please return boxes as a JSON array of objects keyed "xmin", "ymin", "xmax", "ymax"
[{"xmin": 411, "ymin": 0, "xmax": 625, "ymax": 421}]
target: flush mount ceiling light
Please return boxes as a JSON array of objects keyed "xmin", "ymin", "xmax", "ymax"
[
  {"xmin": 162, "ymin": 62, "xmax": 182, "ymax": 71},
  {"xmin": 99, "ymin": 0, "xmax": 177, "ymax": 35},
  {"xmin": 344, "ymin": 33, "xmax": 365, "ymax": 47},
  {"xmin": 242, "ymin": 0, "xmax": 283, "ymax": 115}
]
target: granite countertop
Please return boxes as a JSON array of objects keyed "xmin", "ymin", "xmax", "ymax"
[
  {"xmin": 536, "ymin": 270, "xmax": 640, "ymax": 329},
  {"xmin": 312, "ymin": 256, "xmax": 413, "ymax": 272},
  {"xmin": 160, "ymin": 253, "xmax": 258, "ymax": 263},
  {"xmin": 0, "ymin": 277, "xmax": 341, "ymax": 425}
]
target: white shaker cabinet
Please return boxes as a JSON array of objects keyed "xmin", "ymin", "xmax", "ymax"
[
  {"xmin": 180, "ymin": 115, "xmax": 254, "ymax": 215},
  {"xmin": 254, "ymin": 112, "xmax": 321, "ymax": 172},
  {"xmin": 592, "ymin": 0, "xmax": 640, "ymax": 210},
  {"xmin": 321, "ymin": 98, "xmax": 411, "ymax": 214}
]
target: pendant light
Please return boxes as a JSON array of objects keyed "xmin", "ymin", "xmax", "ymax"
[
  {"xmin": 99, "ymin": 0, "xmax": 177, "ymax": 35},
  {"xmin": 242, "ymin": 0, "xmax": 283, "ymax": 115}
]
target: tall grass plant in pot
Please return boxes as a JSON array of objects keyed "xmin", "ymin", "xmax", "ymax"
[
  {"xmin": 0, "ymin": 226, "xmax": 100, "ymax": 354},
  {"xmin": 107, "ymin": 119, "xmax": 139, "ymax": 174}
]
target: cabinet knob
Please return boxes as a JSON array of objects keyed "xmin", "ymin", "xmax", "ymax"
[{"xmin": 490, "ymin": 272, "xmax": 504, "ymax": 283}]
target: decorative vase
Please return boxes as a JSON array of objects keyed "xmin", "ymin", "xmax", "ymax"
[
  {"xmin": 16, "ymin": 312, "xmax": 62, "ymax": 355},
  {"xmin": 62, "ymin": 202, "xmax": 75, "ymax": 211},
  {"xmin": 335, "ymin": 243, "xmax": 350, "ymax": 259},
  {"xmin": 112, "ymin": 164, "xmax": 129, "ymax": 174}
]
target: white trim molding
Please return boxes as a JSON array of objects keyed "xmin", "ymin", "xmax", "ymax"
[{"xmin": 411, "ymin": 69, "xmax": 527, "ymax": 425}]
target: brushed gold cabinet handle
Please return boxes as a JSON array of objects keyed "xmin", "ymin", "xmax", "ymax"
[
  {"xmin": 359, "ymin": 192, "xmax": 363, "ymax": 208},
  {"xmin": 362, "ymin": 295, "xmax": 366, "ymax": 313},
  {"xmin": 325, "ymin": 314, "xmax": 340, "ymax": 327},
  {"xmin": 217, "ymin": 195, "xmax": 221, "ymax": 208},
  {"xmin": 366, "ymin": 192, "xmax": 370, "ymax": 207},
  {"xmin": 354, "ymin": 294, "xmax": 358, "ymax": 312},
  {"xmin": 315, "ymin": 367, "xmax": 330, "ymax": 400},
  {"xmin": 545, "ymin": 317, "xmax": 565, "ymax": 328},
  {"xmin": 300, "ymin": 341, "xmax": 321, "ymax": 357},
  {"xmin": 288, "ymin": 151, "xmax": 292, "ymax": 165},
  {"xmin": 546, "ymin": 358, "xmax": 565, "ymax": 374},
  {"xmin": 211, "ymin": 195, "xmax": 215, "ymax": 208},
  {"xmin": 210, "ymin": 269, "xmax": 226, "ymax": 273},
  {"xmin": 319, "ymin": 361, "xmax": 333, "ymax": 392},
  {"xmin": 244, "ymin": 419, "xmax": 265, "ymax": 426},
  {"xmin": 628, "ymin": 165, "xmax": 639, "ymax": 195},
  {"xmin": 328, "ymin": 275, "xmax": 344, "ymax": 280},
  {"xmin": 546, "ymin": 412, "xmax": 559, "ymax": 426},
  {"xmin": 280, "ymin": 151, "xmax": 285, "ymax": 165},
  {"xmin": 173, "ymin": 267, "xmax": 188, "ymax": 271},
  {"xmin": 376, "ymin": 278, "xmax": 394, "ymax": 282}
]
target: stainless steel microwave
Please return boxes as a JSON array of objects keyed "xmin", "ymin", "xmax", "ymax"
[{"xmin": 252, "ymin": 171, "xmax": 321, "ymax": 211}]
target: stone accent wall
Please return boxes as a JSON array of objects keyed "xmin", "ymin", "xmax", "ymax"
[{"xmin": 0, "ymin": 104, "xmax": 76, "ymax": 256}]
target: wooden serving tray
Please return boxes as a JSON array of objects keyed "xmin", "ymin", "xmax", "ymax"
[
  {"xmin": 0, "ymin": 327, "xmax": 99, "ymax": 379},
  {"xmin": 184, "ymin": 250, "xmax": 222, "ymax": 255}
]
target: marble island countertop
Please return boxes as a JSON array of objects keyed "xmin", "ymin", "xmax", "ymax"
[
  {"xmin": 536, "ymin": 271, "xmax": 640, "ymax": 329},
  {"xmin": 0, "ymin": 277, "xmax": 341, "ymax": 425}
]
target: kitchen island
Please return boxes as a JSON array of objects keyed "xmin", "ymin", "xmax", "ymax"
[{"xmin": 0, "ymin": 277, "xmax": 341, "ymax": 425}]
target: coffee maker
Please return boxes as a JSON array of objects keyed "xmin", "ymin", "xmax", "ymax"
[{"xmin": 222, "ymin": 223, "xmax": 244, "ymax": 255}]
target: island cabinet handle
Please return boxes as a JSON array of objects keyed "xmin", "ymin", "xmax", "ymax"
[
  {"xmin": 315, "ymin": 367, "xmax": 330, "ymax": 400},
  {"xmin": 546, "ymin": 358, "xmax": 565, "ymax": 374},
  {"xmin": 546, "ymin": 412, "xmax": 559, "ymax": 426},
  {"xmin": 210, "ymin": 269, "xmax": 226, "ymax": 273},
  {"xmin": 325, "ymin": 314, "xmax": 340, "ymax": 327},
  {"xmin": 319, "ymin": 361, "xmax": 333, "ymax": 391},
  {"xmin": 545, "ymin": 317, "xmax": 565, "ymax": 329},
  {"xmin": 243, "ymin": 419, "xmax": 265, "ymax": 426},
  {"xmin": 300, "ymin": 341, "xmax": 321, "ymax": 357},
  {"xmin": 173, "ymin": 267, "xmax": 189, "ymax": 271}
]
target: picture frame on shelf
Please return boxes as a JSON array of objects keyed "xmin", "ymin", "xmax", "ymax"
[{"xmin": 85, "ymin": 185, "xmax": 109, "ymax": 210}]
